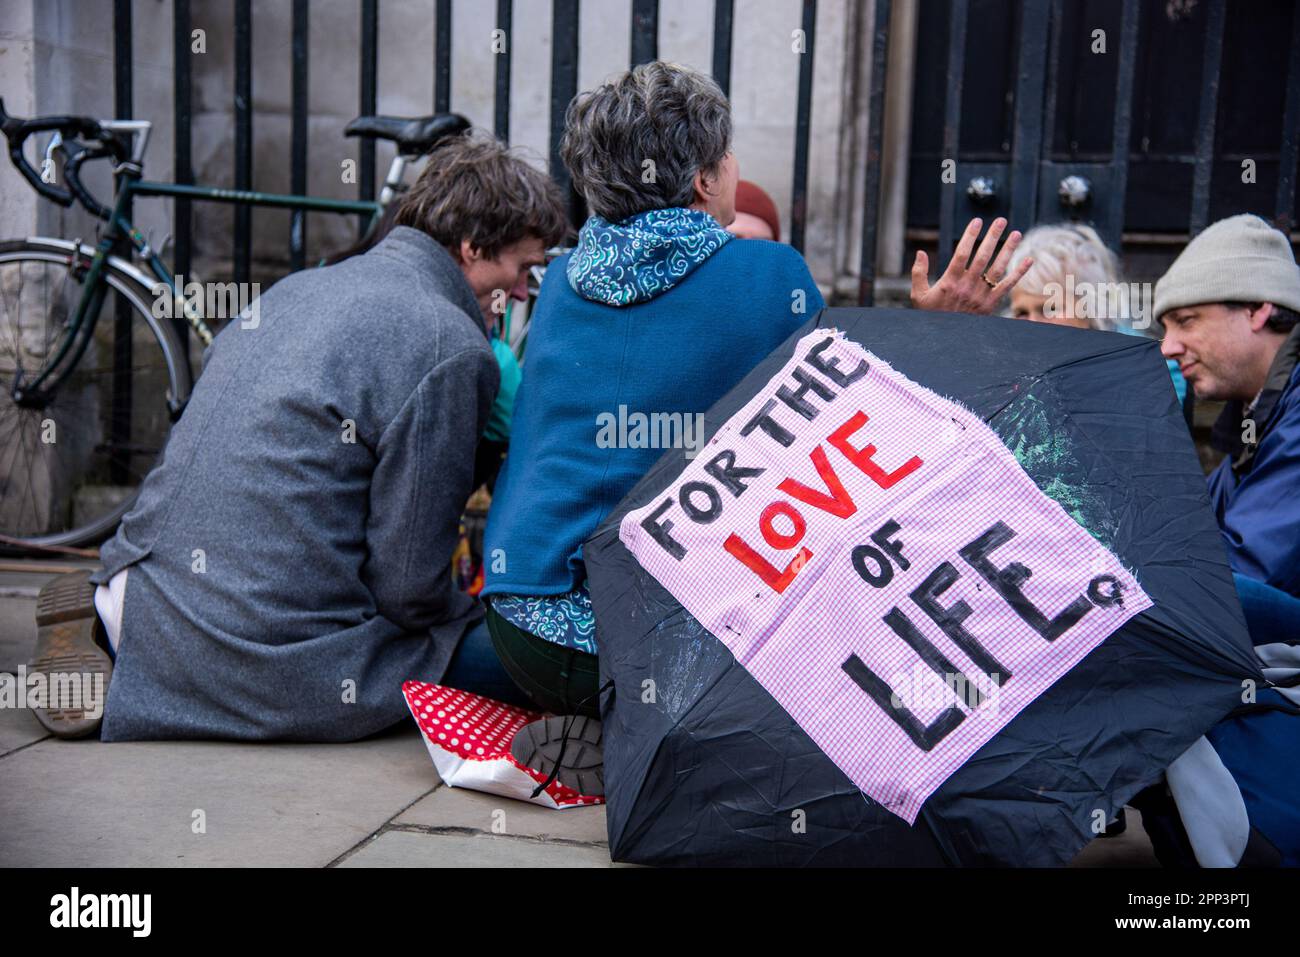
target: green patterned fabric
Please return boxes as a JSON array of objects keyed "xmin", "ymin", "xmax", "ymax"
[
  {"xmin": 489, "ymin": 583, "xmax": 596, "ymax": 654},
  {"xmin": 565, "ymin": 207, "xmax": 732, "ymax": 307}
]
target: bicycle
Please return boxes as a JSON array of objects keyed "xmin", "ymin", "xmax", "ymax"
[{"xmin": 0, "ymin": 99, "xmax": 469, "ymax": 552}]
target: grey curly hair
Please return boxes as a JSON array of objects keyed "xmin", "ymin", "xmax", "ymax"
[{"xmin": 560, "ymin": 61, "xmax": 732, "ymax": 223}]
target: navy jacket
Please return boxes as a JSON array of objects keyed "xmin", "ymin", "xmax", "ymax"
[{"xmin": 1207, "ymin": 326, "xmax": 1300, "ymax": 597}]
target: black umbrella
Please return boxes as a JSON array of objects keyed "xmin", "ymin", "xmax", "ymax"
[{"xmin": 585, "ymin": 307, "xmax": 1261, "ymax": 866}]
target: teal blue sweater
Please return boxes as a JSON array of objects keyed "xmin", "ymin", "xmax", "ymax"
[{"xmin": 482, "ymin": 237, "xmax": 824, "ymax": 597}]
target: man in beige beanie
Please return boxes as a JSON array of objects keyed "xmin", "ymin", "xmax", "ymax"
[
  {"xmin": 1138, "ymin": 214, "xmax": 1300, "ymax": 871},
  {"xmin": 1156, "ymin": 213, "xmax": 1300, "ymax": 597}
]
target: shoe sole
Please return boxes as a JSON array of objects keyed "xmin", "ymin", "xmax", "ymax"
[
  {"xmin": 30, "ymin": 571, "xmax": 111, "ymax": 739},
  {"xmin": 510, "ymin": 714, "xmax": 604, "ymax": 796}
]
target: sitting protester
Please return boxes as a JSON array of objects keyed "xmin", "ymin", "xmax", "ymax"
[
  {"xmin": 28, "ymin": 132, "xmax": 568, "ymax": 741},
  {"xmin": 479, "ymin": 61, "xmax": 1032, "ymax": 792},
  {"xmin": 324, "ymin": 201, "xmax": 520, "ymax": 492},
  {"xmin": 1157, "ymin": 213, "xmax": 1300, "ymax": 598},
  {"xmin": 1007, "ymin": 222, "xmax": 1186, "ymax": 403},
  {"xmin": 481, "ymin": 62, "xmax": 823, "ymax": 744},
  {"xmin": 1007, "ymin": 222, "xmax": 1115, "ymax": 329},
  {"xmin": 1132, "ymin": 213, "xmax": 1300, "ymax": 867},
  {"xmin": 728, "ymin": 179, "xmax": 782, "ymax": 241}
]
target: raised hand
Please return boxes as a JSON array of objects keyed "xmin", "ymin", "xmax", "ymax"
[{"xmin": 910, "ymin": 217, "xmax": 1033, "ymax": 315}]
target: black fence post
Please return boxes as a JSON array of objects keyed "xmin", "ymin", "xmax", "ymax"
[
  {"xmin": 712, "ymin": 0, "xmax": 734, "ymax": 100},
  {"xmin": 1189, "ymin": 0, "xmax": 1225, "ymax": 237},
  {"xmin": 435, "ymin": 0, "xmax": 452, "ymax": 114},
  {"xmin": 1275, "ymin": 3, "xmax": 1300, "ymax": 234},
  {"xmin": 495, "ymin": 0, "xmax": 513, "ymax": 142},
  {"xmin": 789, "ymin": 0, "xmax": 817, "ymax": 253},
  {"xmin": 858, "ymin": 0, "xmax": 892, "ymax": 306},
  {"xmin": 631, "ymin": 0, "xmax": 659, "ymax": 67},
  {"xmin": 938, "ymin": 0, "xmax": 968, "ymax": 260},
  {"xmin": 1103, "ymin": 0, "xmax": 1140, "ymax": 256},
  {"xmin": 112, "ymin": 0, "xmax": 134, "ymax": 486},
  {"xmin": 172, "ymin": 0, "xmax": 192, "ymax": 357},
  {"xmin": 358, "ymin": 0, "xmax": 378, "ymax": 235},
  {"xmin": 1009, "ymin": 0, "xmax": 1049, "ymax": 234},
  {"xmin": 233, "ymin": 0, "xmax": 252, "ymax": 284},
  {"xmin": 550, "ymin": 0, "xmax": 581, "ymax": 226},
  {"xmin": 290, "ymin": 0, "xmax": 309, "ymax": 272}
]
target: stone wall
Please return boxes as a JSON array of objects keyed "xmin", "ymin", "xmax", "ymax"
[{"xmin": 2, "ymin": 0, "xmax": 902, "ymax": 296}]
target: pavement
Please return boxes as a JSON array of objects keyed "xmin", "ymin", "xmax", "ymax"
[{"xmin": 0, "ymin": 559, "xmax": 1158, "ymax": 868}]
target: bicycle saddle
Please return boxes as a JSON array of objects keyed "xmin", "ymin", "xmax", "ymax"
[{"xmin": 344, "ymin": 112, "xmax": 470, "ymax": 156}]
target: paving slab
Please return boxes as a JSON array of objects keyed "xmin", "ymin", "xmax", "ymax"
[
  {"xmin": 338, "ymin": 829, "xmax": 615, "ymax": 867},
  {"xmin": 395, "ymin": 785, "xmax": 608, "ymax": 846},
  {"xmin": 396, "ymin": 783, "xmax": 1155, "ymax": 866},
  {"xmin": 0, "ymin": 594, "xmax": 38, "ymax": 675},
  {"xmin": 0, "ymin": 724, "xmax": 441, "ymax": 867},
  {"xmin": 0, "ymin": 563, "xmax": 1166, "ymax": 869},
  {"xmin": 0, "ymin": 697, "xmax": 49, "ymax": 755}
]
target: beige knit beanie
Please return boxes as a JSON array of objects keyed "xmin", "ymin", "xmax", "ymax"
[{"xmin": 1153, "ymin": 213, "xmax": 1300, "ymax": 321}]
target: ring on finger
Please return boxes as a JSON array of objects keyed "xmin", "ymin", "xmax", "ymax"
[{"xmin": 980, "ymin": 273, "xmax": 999, "ymax": 289}]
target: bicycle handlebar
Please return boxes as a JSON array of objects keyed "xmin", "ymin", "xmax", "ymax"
[
  {"xmin": 62, "ymin": 141, "xmax": 119, "ymax": 220},
  {"xmin": 0, "ymin": 97, "xmax": 126, "ymax": 210}
]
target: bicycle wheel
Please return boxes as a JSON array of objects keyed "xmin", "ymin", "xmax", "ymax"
[{"xmin": 0, "ymin": 238, "xmax": 191, "ymax": 551}]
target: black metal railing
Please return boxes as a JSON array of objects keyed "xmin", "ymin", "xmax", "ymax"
[
  {"xmin": 918, "ymin": 0, "xmax": 1300, "ymax": 427},
  {"xmin": 112, "ymin": 0, "xmax": 1295, "ymax": 321},
  {"xmin": 789, "ymin": 0, "xmax": 817, "ymax": 253},
  {"xmin": 112, "ymin": 0, "xmax": 134, "ymax": 483},
  {"xmin": 549, "ymin": 0, "xmax": 581, "ymax": 222},
  {"xmin": 1280, "ymin": 4, "xmax": 1300, "ymax": 237},
  {"xmin": 924, "ymin": 0, "xmax": 1300, "ymax": 253},
  {"xmin": 112, "ymin": 0, "xmax": 856, "ymax": 297},
  {"xmin": 857, "ymin": 0, "xmax": 892, "ymax": 306},
  {"xmin": 493, "ymin": 0, "xmax": 511, "ymax": 141},
  {"xmin": 290, "ymin": 0, "xmax": 308, "ymax": 271}
]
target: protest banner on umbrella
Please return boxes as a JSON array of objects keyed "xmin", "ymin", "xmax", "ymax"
[
  {"xmin": 587, "ymin": 308, "xmax": 1261, "ymax": 866},
  {"xmin": 619, "ymin": 330, "xmax": 1152, "ymax": 824}
]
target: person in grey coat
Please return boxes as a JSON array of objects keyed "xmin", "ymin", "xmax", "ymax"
[{"xmin": 28, "ymin": 131, "xmax": 568, "ymax": 741}]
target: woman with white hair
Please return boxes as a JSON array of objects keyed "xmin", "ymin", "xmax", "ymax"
[
  {"xmin": 1008, "ymin": 222, "xmax": 1185, "ymax": 401},
  {"xmin": 1008, "ymin": 223, "xmax": 1124, "ymax": 328}
]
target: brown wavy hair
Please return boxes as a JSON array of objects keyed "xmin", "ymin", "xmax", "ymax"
[{"xmin": 395, "ymin": 131, "xmax": 570, "ymax": 258}]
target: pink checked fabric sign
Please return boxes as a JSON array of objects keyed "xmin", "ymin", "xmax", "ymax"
[{"xmin": 620, "ymin": 330, "xmax": 1151, "ymax": 824}]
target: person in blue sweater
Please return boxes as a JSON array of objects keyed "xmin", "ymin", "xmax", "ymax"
[
  {"xmin": 478, "ymin": 61, "xmax": 1033, "ymax": 792},
  {"xmin": 482, "ymin": 62, "xmax": 820, "ymax": 764}
]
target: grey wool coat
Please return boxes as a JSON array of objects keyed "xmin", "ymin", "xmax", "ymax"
[{"xmin": 92, "ymin": 227, "xmax": 499, "ymax": 741}]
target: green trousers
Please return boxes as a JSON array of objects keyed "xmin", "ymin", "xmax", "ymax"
[{"xmin": 484, "ymin": 604, "xmax": 600, "ymax": 718}]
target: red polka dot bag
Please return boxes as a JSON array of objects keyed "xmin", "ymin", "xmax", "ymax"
[{"xmin": 402, "ymin": 681, "xmax": 605, "ymax": 809}]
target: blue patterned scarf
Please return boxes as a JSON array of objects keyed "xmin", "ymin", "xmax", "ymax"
[{"xmin": 566, "ymin": 207, "xmax": 733, "ymax": 307}]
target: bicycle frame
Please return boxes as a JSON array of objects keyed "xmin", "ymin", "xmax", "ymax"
[{"xmin": 13, "ymin": 162, "xmax": 388, "ymax": 405}]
